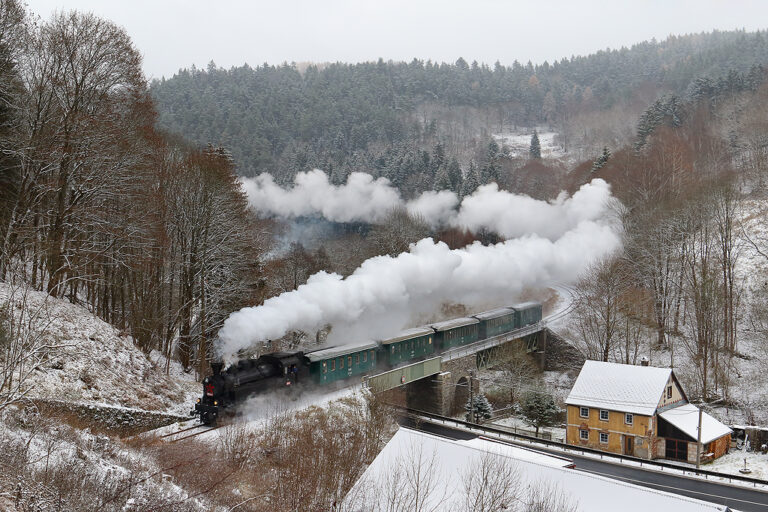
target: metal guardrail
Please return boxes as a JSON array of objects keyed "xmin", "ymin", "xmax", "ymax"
[{"xmin": 395, "ymin": 406, "xmax": 768, "ymax": 489}]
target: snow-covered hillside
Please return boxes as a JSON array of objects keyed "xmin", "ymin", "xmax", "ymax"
[{"xmin": 0, "ymin": 282, "xmax": 199, "ymax": 416}]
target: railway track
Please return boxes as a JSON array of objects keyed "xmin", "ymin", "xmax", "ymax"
[{"xmin": 160, "ymin": 423, "xmax": 224, "ymax": 443}]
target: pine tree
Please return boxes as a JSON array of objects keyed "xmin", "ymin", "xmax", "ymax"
[
  {"xmin": 520, "ymin": 392, "xmax": 559, "ymax": 436},
  {"xmin": 447, "ymin": 157, "xmax": 463, "ymax": 192},
  {"xmin": 590, "ymin": 146, "xmax": 611, "ymax": 173},
  {"xmin": 461, "ymin": 161, "xmax": 480, "ymax": 197},
  {"xmin": 465, "ymin": 393, "xmax": 493, "ymax": 423},
  {"xmin": 433, "ymin": 166, "xmax": 452, "ymax": 191},
  {"xmin": 529, "ymin": 130, "xmax": 541, "ymax": 159}
]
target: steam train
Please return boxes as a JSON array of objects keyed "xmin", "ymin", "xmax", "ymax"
[{"xmin": 193, "ymin": 302, "xmax": 542, "ymax": 424}]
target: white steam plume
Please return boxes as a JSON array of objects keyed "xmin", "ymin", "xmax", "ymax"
[
  {"xmin": 241, "ymin": 169, "xmax": 613, "ymax": 239},
  {"xmin": 218, "ymin": 215, "xmax": 622, "ymax": 361}
]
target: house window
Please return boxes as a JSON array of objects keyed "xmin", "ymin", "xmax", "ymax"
[
  {"xmin": 580, "ymin": 407, "xmax": 590, "ymax": 418},
  {"xmin": 579, "ymin": 429, "xmax": 589, "ymax": 441},
  {"xmin": 600, "ymin": 432, "xmax": 609, "ymax": 444},
  {"xmin": 667, "ymin": 386, "xmax": 672, "ymax": 399},
  {"xmin": 625, "ymin": 413, "xmax": 633, "ymax": 425}
]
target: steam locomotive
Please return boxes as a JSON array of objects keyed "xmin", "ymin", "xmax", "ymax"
[{"xmin": 193, "ymin": 302, "xmax": 542, "ymax": 424}]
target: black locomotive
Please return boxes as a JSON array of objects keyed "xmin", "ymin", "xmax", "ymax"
[{"xmin": 193, "ymin": 351, "xmax": 306, "ymax": 424}]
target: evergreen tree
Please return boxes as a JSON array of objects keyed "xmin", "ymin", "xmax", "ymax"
[
  {"xmin": 446, "ymin": 157, "xmax": 463, "ymax": 192},
  {"xmin": 529, "ymin": 130, "xmax": 541, "ymax": 159},
  {"xmin": 461, "ymin": 161, "xmax": 480, "ymax": 197},
  {"xmin": 520, "ymin": 391, "xmax": 559, "ymax": 435},
  {"xmin": 433, "ymin": 166, "xmax": 452, "ymax": 191},
  {"xmin": 465, "ymin": 393, "xmax": 493, "ymax": 423},
  {"xmin": 590, "ymin": 146, "xmax": 611, "ymax": 173}
]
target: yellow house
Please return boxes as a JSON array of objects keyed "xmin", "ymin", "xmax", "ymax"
[{"xmin": 565, "ymin": 361, "xmax": 732, "ymax": 463}]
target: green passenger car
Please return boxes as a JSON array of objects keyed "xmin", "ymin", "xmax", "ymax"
[
  {"xmin": 379, "ymin": 327, "xmax": 436, "ymax": 366},
  {"xmin": 306, "ymin": 341, "xmax": 378, "ymax": 385},
  {"xmin": 511, "ymin": 302, "xmax": 543, "ymax": 328},
  {"xmin": 431, "ymin": 317, "xmax": 479, "ymax": 350},
  {"xmin": 472, "ymin": 307, "xmax": 517, "ymax": 339}
]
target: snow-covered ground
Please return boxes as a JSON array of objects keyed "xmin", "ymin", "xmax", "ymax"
[
  {"xmin": 0, "ymin": 282, "xmax": 199, "ymax": 415},
  {"xmin": 491, "ymin": 415, "xmax": 567, "ymax": 443},
  {"xmin": 493, "ymin": 129, "xmax": 568, "ymax": 160}
]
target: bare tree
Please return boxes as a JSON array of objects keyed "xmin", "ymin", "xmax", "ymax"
[
  {"xmin": 462, "ymin": 452, "xmax": 521, "ymax": 512},
  {"xmin": 0, "ymin": 277, "xmax": 68, "ymax": 411},
  {"xmin": 571, "ymin": 257, "xmax": 626, "ymax": 362}
]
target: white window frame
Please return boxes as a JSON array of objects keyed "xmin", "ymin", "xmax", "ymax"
[
  {"xmin": 625, "ymin": 413, "xmax": 634, "ymax": 425},
  {"xmin": 579, "ymin": 429, "xmax": 589, "ymax": 441},
  {"xmin": 667, "ymin": 386, "xmax": 673, "ymax": 399},
  {"xmin": 579, "ymin": 407, "xmax": 589, "ymax": 418},
  {"xmin": 599, "ymin": 409, "xmax": 609, "ymax": 421},
  {"xmin": 600, "ymin": 432, "xmax": 609, "ymax": 444}
]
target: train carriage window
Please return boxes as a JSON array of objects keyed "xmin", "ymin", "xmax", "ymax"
[
  {"xmin": 322, "ymin": 361, "xmax": 327, "ymax": 374},
  {"xmin": 355, "ymin": 354, "xmax": 359, "ymax": 364},
  {"xmin": 348, "ymin": 356, "xmax": 352, "ymax": 368},
  {"xmin": 370, "ymin": 350, "xmax": 375, "ymax": 361},
  {"xmin": 391, "ymin": 345, "xmax": 395, "ymax": 353},
  {"xmin": 363, "ymin": 351, "xmax": 367, "ymax": 362},
  {"xmin": 340, "ymin": 357, "xmax": 344, "ymax": 369},
  {"xmin": 429, "ymin": 337, "xmax": 432, "ymax": 344},
  {"xmin": 331, "ymin": 360, "xmax": 335, "ymax": 371}
]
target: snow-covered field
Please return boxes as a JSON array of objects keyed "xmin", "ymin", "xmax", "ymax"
[
  {"xmin": 493, "ymin": 129, "xmax": 569, "ymax": 160},
  {"xmin": 0, "ymin": 282, "xmax": 199, "ymax": 415}
]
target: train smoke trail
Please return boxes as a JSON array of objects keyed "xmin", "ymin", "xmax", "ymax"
[
  {"xmin": 218, "ymin": 180, "xmax": 622, "ymax": 361},
  {"xmin": 241, "ymin": 170, "xmax": 613, "ymax": 239}
]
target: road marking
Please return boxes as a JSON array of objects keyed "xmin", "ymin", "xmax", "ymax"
[{"xmin": 578, "ymin": 467, "xmax": 768, "ymax": 510}]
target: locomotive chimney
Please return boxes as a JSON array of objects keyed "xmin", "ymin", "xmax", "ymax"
[{"xmin": 211, "ymin": 360, "xmax": 224, "ymax": 376}]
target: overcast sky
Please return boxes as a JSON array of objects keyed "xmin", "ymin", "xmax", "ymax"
[{"xmin": 23, "ymin": 0, "xmax": 768, "ymax": 81}]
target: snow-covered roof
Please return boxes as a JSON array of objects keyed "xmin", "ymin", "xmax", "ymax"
[
  {"xmin": 510, "ymin": 301, "xmax": 541, "ymax": 310},
  {"xmin": 472, "ymin": 307, "xmax": 515, "ymax": 321},
  {"xmin": 565, "ymin": 360, "xmax": 674, "ymax": 416},
  {"xmin": 305, "ymin": 341, "xmax": 378, "ymax": 362},
  {"xmin": 378, "ymin": 326, "xmax": 435, "ymax": 345},
  {"xmin": 343, "ymin": 428, "xmax": 730, "ymax": 512},
  {"xmin": 430, "ymin": 317, "xmax": 479, "ymax": 332},
  {"xmin": 659, "ymin": 403, "xmax": 732, "ymax": 444}
]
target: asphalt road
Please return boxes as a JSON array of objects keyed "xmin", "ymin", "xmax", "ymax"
[{"xmin": 402, "ymin": 417, "xmax": 768, "ymax": 512}]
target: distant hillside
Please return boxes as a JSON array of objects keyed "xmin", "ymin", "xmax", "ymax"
[{"xmin": 151, "ymin": 29, "xmax": 768, "ymax": 188}]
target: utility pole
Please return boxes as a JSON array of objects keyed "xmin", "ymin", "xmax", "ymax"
[
  {"xmin": 695, "ymin": 405, "xmax": 703, "ymax": 469},
  {"xmin": 468, "ymin": 370, "xmax": 475, "ymax": 423}
]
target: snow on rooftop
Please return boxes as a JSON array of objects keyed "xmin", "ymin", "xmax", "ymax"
[
  {"xmin": 305, "ymin": 341, "xmax": 378, "ymax": 361},
  {"xmin": 378, "ymin": 326, "xmax": 435, "ymax": 345},
  {"xmin": 659, "ymin": 403, "xmax": 732, "ymax": 444},
  {"xmin": 472, "ymin": 307, "xmax": 515, "ymax": 320},
  {"xmin": 565, "ymin": 360, "xmax": 673, "ymax": 416},
  {"xmin": 430, "ymin": 316, "xmax": 479, "ymax": 331},
  {"xmin": 343, "ymin": 427, "xmax": 730, "ymax": 512},
  {"xmin": 510, "ymin": 301, "xmax": 541, "ymax": 310}
]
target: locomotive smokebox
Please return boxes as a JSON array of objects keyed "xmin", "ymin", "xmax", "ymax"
[{"xmin": 211, "ymin": 361, "xmax": 224, "ymax": 376}]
